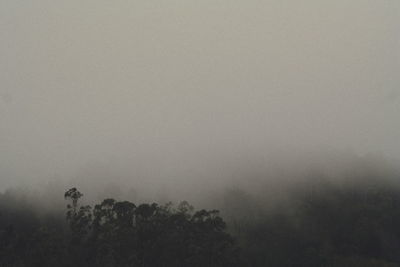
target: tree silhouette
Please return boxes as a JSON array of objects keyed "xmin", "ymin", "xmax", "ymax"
[
  {"xmin": 61, "ymin": 188, "xmax": 241, "ymax": 267},
  {"xmin": 2, "ymin": 178, "xmax": 400, "ymax": 267}
]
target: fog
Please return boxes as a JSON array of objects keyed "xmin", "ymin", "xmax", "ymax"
[{"xmin": 0, "ymin": 1, "xmax": 399, "ymax": 200}]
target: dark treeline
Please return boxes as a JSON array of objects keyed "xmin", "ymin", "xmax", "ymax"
[
  {"xmin": 1, "ymin": 174, "xmax": 400, "ymax": 266},
  {"xmin": 0, "ymin": 187, "xmax": 241, "ymax": 267},
  {"xmin": 225, "ymin": 176, "xmax": 400, "ymax": 267}
]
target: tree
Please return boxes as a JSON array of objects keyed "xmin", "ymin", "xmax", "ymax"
[{"xmin": 62, "ymin": 187, "xmax": 241, "ymax": 267}]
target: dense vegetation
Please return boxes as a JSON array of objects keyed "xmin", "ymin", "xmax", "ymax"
[
  {"xmin": 1, "ymin": 175, "xmax": 400, "ymax": 266},
  {"xmin": 228, "ymin": 177, "xmax": 400, "ymax": 267},
  {"xmin": 0, "ymin": 188, "xmax": 240, "ymax": 267}
]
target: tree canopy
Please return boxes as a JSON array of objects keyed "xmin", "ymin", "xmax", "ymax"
[
  {"xmin": 2, "ymin": 177, "xmax": 400, "ymax": 267},
  {"xmin": 1, "ymin": 188, "xmax": 241, "ymax": 267}
]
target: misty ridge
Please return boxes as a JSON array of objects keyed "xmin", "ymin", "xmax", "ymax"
[
  {"xmin": 1, "ymin": 0, "xmax": 400, "ymax": 266},
  {"xmin": 1, "ymin": 151, "xmax": 396, "ymax": 213},
  {"xmin": 2, "ymin": 153, "xmax": 400, "ymax": 266}
]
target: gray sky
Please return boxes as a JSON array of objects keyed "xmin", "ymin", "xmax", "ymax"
[{"xmin": 0, "ymin": 1, "xmax": 399, "ymax": 190}]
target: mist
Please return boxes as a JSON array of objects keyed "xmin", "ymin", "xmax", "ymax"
[
  {"xmin": 1, "ymin": 1, "xmax": 399, "ymax": 197},
  {"xmin": 2, "ymin": 1, "xmax": 400, "ymax": 265}
]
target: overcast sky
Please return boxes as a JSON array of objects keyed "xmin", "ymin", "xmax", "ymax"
[{"xmin": 0, "ymin": 1, "xmax": 399, "ymax": 190}]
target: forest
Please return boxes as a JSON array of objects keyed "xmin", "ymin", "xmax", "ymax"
[
  {"xmin": 2, "ymin": 1, "xmax": 399, "ymax": 266},
  {"xmin": 1, "ymin": 172, "xmax": 400, "ymax": 267}
]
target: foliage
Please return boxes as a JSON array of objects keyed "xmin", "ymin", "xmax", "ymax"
[
  {"xmin": 231, "ymin": 178, "xmax": 400, "ymax": 266},
  {"xmin": 2, "ymin": 176, "xmax": 400, "ymax": 266},
  {"xmin": 0, "ymin": 188, "xmax": 241, "ymax": 267}
]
